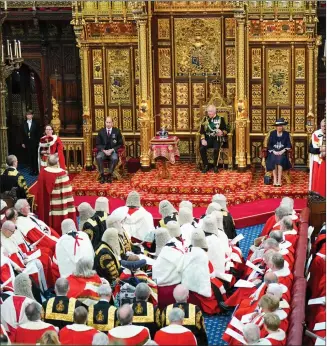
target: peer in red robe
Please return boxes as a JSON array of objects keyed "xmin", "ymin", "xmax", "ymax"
[
  {"xmin": 59, "ymin": 324, "xmax": 99, "ymax": 345},
  {"xmin": 108, "ymin": 325, "xmax": 151, "ymax": 345},
  {"xmin": 15, "ymin": 320, "xmax": 57, "ymax": 344},
  {"xmin": 154, "ymin": 325, "xmax": 197, "ymax": 345},
  {"xmin": 309, "ymin": 121, "xmax": 326, "ymax": 197},
  {"xmin": 36, "ymin": 158, "xmax": 76, "ymax": 233}
]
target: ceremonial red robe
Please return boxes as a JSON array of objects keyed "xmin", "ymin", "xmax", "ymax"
[
  {"xmin": 309, "ymin": 129, "xmax": 326, "ymax": 197},
  {"xmin": 66, "ymin": 274, "xmax": 102, "ymax": 305},
  {"xmin": 39, "ymin": 135, "xmax": 66, "ymax": 172},
  {"xmin": 154, "ymin": 325, "xmax": 197, "ymax": 345},
  {"xmin": 15, "ymin": 320, "xmax": 56, "ymax": 344},
  {"xmin": 16, "ymin": 214, "xmax": 59, "ymax": 255},
  {"xmin": 260, "ymin": 329, "xmax": 286, "ymax": 346},
  {"xmin": 59, "ymin": 324, "xmax": 99, "ymax": 345},
  {"xmin": 308, "ymin": 250, "xmax": 326, "ymax": 298},
  {"xmin": 0, "ymin": 253, "xmax": 15, "ymax": 293},
  {"xmin": 37, "ymin": 166, "xmax": 76, "ymax": 233},
  {"xmin": 108, "ymin": 325, "xmax": 150, "ymax": 345},
  {"xmin": 261, "ymin": 213, "xmax": 299, "ymax": 238},
  {"xmin": 0, "ymin": 324, "xmax": 11, "ymax": 344}
]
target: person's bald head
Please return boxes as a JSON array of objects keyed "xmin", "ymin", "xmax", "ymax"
[
  {"xmin": 118, "ymin": 304, "xmax": 134, "ymax": 326},
  {"xmin": 1, "ymin": 220, "xmax": 16, "ymax": 238},
  {"xmin": 264, "ymin": 272, "xmax": 278, "ymax": 285},
  {"xmin": 48, "ymin": 154, "xmax": 59, "ymax": 167},
  {"xmin": 173, "ymin": 284, "xmax": 189, "ymax": 303}
]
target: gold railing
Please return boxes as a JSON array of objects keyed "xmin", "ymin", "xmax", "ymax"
[{"xmin": 62, "ymin": 137, "xmax": 85, "ymax": 173}]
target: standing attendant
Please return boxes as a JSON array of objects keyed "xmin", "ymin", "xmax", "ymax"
[
  {"xmin": 21, "ymin": 110, "xmax": 40, "ymax": 175},
  {"xmin": 200, "ymin": 104, "xmax": 228, "ymax": 173},
  {"xmin": 38, "ymin": 125, "xmax": 65, "ymax": 172},
  {"xmin": 265, "ymin": 118, "xmax": 292, "ymax": 187},
  {"xmin": 96, "ymin": 116, "xmax": 123, "ymax": 184}
]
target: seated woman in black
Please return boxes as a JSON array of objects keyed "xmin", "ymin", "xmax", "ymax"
[{"xmin": 266, "ymin": 118, "xmax": 292, "ymax": 187}]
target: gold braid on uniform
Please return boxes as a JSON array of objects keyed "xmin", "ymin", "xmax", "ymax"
[
  {"xmin": 195, "ymin": 311, "xmax": 203, "ymax": 330},
  {"xmin": 84, "ymin": 229, "xmax": 94, "ymax": 241},
  {"xmin": 155, "ymin": 307, "xmax": 161, "ymax": 328}
]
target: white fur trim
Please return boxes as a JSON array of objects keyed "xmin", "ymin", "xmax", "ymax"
[
  {"xmin": 109, "ymin": 325, "xmax": 149, "ymax": 338},
  {"xmin": 19, "ymin": 320, "xmax": 54, "ymax": 330},
  {"xmin": 66, "ymin": 324, "xmax": 95, "ymax": 332}
]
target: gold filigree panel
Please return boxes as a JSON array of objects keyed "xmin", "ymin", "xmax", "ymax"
[
  {"xmin": 280, "ymin": 109, "xmax": 291, "ymax": 132},
  {"xmin": 193, "ymin": 109, "xmax": 201, "ymax": 131},
  {"xmin": 107, "ymin": 49, "xmax": 131, "ymax": 104},
  {"xmin": 294, "ymin": 141, "xmax": 305, "ymax": 164},
  {"xmin": 226, "ymin": 47, "xmax": 235, "ymax": 79},
  {"xmin": 294, "ymin": 109, "xmax": 305, "ymax": 132},
  {"xmin": 160, "ymin": 108, "xmax": 173, "ymax": 130},
  {"xmin": 251, "ymin": 109, "xmax": 262, "ymax": 132},
  {"xmin": 192, "ymin": 83, "xmax": 205, "ymax": 105},
  {"xmin": 251, "ymin": 141, "xmax": 263, "ymax": 164},
  {"xmin": 225, "ymin": 18, "xmax": 236, "ymax": 39},
  {"xmin": 174, "ymin": 18, "xmax": 221, "ymax": 75},
  {"xmin": 134, "ymin": 49, "xmax": 139, "ymax": 79},
  {"xmin": 176, "ymin": 83, "xmax": 188, "ymax": 105},
  {"xmin": 95, "ymin": 109, "xmax": 104, "ymax": 131},
  {"xmin": 179, "ymin": 140, "xmax": 190, "ymax": 155},
  {"xmin": 158, "ymin": 48, "xmax": 171, "ymax": 79},
  {"xmin": 226, "ymin": 83, "xmax": 236, "ymax": 104},
  {"xmin": 266, "ymin": 49, "xmax": 291, "ymax": 106},
  {"xmin": 94, "ymin": 84, "xmax": 104, "ymax": 106},
  {"xmin": 92, "ymin": 49, "xmax": 103, "ymax": 80},
  {"xmin": 159, "ymin": 83, "xmax": 172, "ymax": 105},
  {"xmin": 251, "ymin": 48, "xmax": 261, "ymax": 79},
  {"xmin": 295, "ymin": 84, "xmax": 305, "ymax": 106},
  {"xmin": 122, "ymin": 109, "xmax": 133, "ymax": 131},
  {"xmin": 176, "ymin": 108, "xmax": 189, "ymax": 130},
  {"xmin": 108, "ymin": 109, "xmax": 118, "ymax": 126},
  {"xmin": 251, "ymin": 84, "xmax": 262, "ymax": 106},
  {"xmin": 266, "ymin": 109, "xmax": 276, "ymax": 132},
  {"xmin": 295, "ymin": 48, "xmax": 305, "ymax": 80},
  {"xmin": 158, "ymin": 19, "xmax": 170, "ymax": 40},
  {"xmin": 135, "ymin": 85, "xmax": 140, "ymax": 106}
]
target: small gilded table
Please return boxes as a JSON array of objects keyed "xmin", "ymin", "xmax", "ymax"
[{"xmin": 149, "ymin": 136, "xmax": 180, "ymax": 179}]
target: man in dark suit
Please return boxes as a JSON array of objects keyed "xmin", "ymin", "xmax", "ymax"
[
  {"xmin": 21, "ymin": 110, "xmax": 40, "ymax": 175},
  {"xmin": 96, "ymin": 116, "xmax": 123, "ymax": 184}
]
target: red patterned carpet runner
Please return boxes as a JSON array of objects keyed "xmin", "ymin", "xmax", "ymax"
[{"xmin": 71, "ymin": 163, "xmax": 308, "ymax": 207}]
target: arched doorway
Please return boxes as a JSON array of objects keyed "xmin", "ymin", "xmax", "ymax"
[{"xmin": 7, "ymin": 63, "xmax": 44, "ymax": 163}]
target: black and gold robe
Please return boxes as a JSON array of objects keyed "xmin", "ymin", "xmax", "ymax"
[
  {"xmin": 131, "ymin": 301, "xmax": 161, "ymax": 339},
  {"xmin": 95, "ymin": 211, "xmax": 108, "ymax": 238},
  {"xmin": 83, "ymin": 214, "xmax": 103, "ymax": 249},
  {"xmin": 94, "ymin": 241, "xmax": 121, "ymax": 284},
  {"xmin": 0, "ymin": 167, "xmax": 29, "ymax": 199},
  {"xmin": 118, "ymin": 230, "xmax": 132, "ymax": 259},
  {"xmin": 87, "ymin": 300, "xmax": 118, "ymax": 333},
  {"xmin": 160, "ymin": 302, "xmax": 208, "ymax": 346},
  {"xmin": 42, "ymin": 296, "xmax": 84, "ymax": 330},
  {"xmin": 222, "ymin": 211, "xmax": 237, "ymax": 239}
]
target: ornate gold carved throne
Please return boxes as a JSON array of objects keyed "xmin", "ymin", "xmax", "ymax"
[{"xmin": 195, "ymin": 90, "xmax": 235, "ymax": 169}]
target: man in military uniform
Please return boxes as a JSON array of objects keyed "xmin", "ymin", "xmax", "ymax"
[
  {"xmin": 42, "ymin": 278, "xmax": 84, "ymax": 330},
  {"xmin": 160, "ymin": 284, "xmax": 208, "ymax": 346},
  {"xmin": 78, "ymin": 202, "xmax": 103, "ymax": 250},
  {"xmin": 94, "ymin": 228, "xmax": 121, "ymax": 284},
  {"xmin": 200, "ymin": 104, "xmax": 228, "ymax": 173},
  {"xmin": 87, "ymin": 283, "xmax": 118, "ymax": 333},
  {"xmin": 131, "ymin": 283, "xmax": 161, "ymax": 339},
  {"xmin": 0, "ymin": 155, "xmax": 30, "ymax": 200}
]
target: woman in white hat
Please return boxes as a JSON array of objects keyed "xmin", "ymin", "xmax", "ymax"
[{"xmin": 266, "ymin": 118, "xmax": 292, "ymax": 187}]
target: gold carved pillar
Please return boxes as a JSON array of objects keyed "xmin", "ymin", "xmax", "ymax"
[
  {"xmin": 71, "ymin": 4, "xmax": 92, "ymax": 170},
  {"xmin": 235, "ymin": 8, "xmax": 248, "ymax": 171},
  {"xmin": 133, "ymin": 5, "xmax": 151, "ymax": 170}
]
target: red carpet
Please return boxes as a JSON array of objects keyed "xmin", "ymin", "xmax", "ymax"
[{"xmin": 29, "ymin": 163, "xmax": 308, "ymax": 228}]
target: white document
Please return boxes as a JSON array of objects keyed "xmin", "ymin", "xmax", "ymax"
[
  {"xmin": 23, "ymin": 262, "xmax": 39, "ymax": 275},
  {"xmin": 231, "ymin": 252, "xmax": 242, "ymax": 263},
  {"xmin": 246, "ymin": 260, "xmax": 264, "ymax": 274},
  {"xmin": 241, "ymin": 312, "xmax": 257, "ymax": 324},
  {"xmin": 231, "ymin": 234, "xmax": 244, "ymax": 245},
  {"xmin": 308, "ymin": 297, "xmax": 326, "ymax": 305},
  {"xmin": 314, "ymin": 322, "xmax": 326, "ymax": 332},
  {"xmin": 25, "ymin": 249, "xmax": 41, "ymax": 263},
  {"xmin": 230, "ymin": 317, "xmax": 245, "ymax": 332},
  {"xmin": 30, "ymin": 235, "xmax": 46, "ymax": 248},
  {"xmin": 215, "ymin": 272, "xmax": 233, "ymax": 283},
  {"xmin": 234, "ymin": 279, "xmax": 255, "ymax": 288},
  {"xmin": 225, "ymin": 328, "xmax": 246, "ymax": 345}
]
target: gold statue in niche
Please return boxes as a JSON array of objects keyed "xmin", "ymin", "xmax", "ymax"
[{"xmin": 174, "ymin": 18, "xmax": 221, "ymax": 76}]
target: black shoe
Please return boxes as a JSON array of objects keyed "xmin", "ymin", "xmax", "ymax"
[
  {"xmin": 219, "ymin": 301, "xmax": 234, "ymax": 312},
  {"xmin": 213, "ymin": 166, "xmax": 219, "ymax": 173},
  {"xmin": 202, "ymin": 166, "xmax": 209, "ymax": 173},
  {"xmin": 100, "ymin": 175, "xmax": 105, "ymax": 184},
  {"xmin": 106, "ymin": 175, "xmax": 112, "ymax": 183}
]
